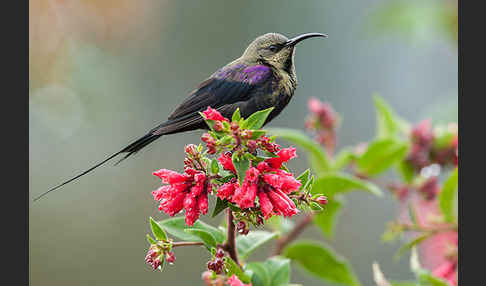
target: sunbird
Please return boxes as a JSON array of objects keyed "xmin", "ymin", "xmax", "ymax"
[{"xmin": 35, "ymin": 32, "xmax": 327, "ymax": 201}]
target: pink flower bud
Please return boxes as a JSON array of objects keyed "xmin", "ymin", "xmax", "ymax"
[
  {"xmin": 213, "ymin": 121, "xmax": 224, "ymax": 131},
  {"xmin": 165, "ymin": 251, "xmax": 176, "ymax": 264},
  {"xmin": 215, "ymin": 247, "xmax": 225, "ymax": 258},
  {"xmin": 230, "ymin": 121, "xmax": 239, "ymax": 131},
  {"xmin": 185, "ymin": 144, "xmax": 198, "ymax": 156},
  {"xmin": 316, "ymin": 196, "xmax": 328, "ymax": 205}
]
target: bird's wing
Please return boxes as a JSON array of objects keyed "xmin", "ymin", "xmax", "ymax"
[{"xmin": 166, "ymin": 63, "xmax": 274, "ymax": 121}]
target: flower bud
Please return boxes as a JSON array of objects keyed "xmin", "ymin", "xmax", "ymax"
[
  {"xmin": 230, "ymin": 121, "xmax": 239, "ymax": 131},
  {"xmin": 201, "ymin": 133, "xmax": 214, "ymax": 143},
  {"xmin": 165, "ymin": 251, "xmax": 176, "ymax": 264},
  {"xmin": 213, "ymin": 121, "xmax": 224, "ymax": 131},
  {"xmin": 215, "ymin": 248, "xmax": 225, "ymax": 259},
  {"xmin": 315, "ymin": 196, "xmax": 328, "ymax": 205},
  {"xmin": 236, "ymin": 220, "xmax": 249, "ymax": 235},
  {"xmin": 185, "ymin": 144, "xmax": 198, "ymax": 156}
]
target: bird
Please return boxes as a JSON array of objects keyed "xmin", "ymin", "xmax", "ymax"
[{"xmin": 35, "ymin": 32, "xmax": 327, "ymax": 201}]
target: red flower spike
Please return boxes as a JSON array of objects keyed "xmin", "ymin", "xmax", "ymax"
[
  {"xmin": 218, "ymin": 152, "xmax": 236, "ymax": 173},
  {"xmin": 202, "ymin": 107, "xmax": 228, "ymax": 122},
  {"xmin": 266, "ymin": 147, "xmax": 297, "ymax": 168}
]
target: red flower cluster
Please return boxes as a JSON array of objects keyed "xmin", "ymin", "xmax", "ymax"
[
  {"xmin": 152, "ymin": 168, "xmax": 209, "ymax": 226},
  {"xmin": 407, "ymin": 120, "xmax": 435, "ymax": 170},
  {"xmin": 145, "ymin": 245, "xmax": 163, "ymax": 270},
  {"xmin": 305, "ymin": 97, "xmax": 338, "ymax": 155},
  {"xmin": 216, "ymin": 148, "xmax": 301, "ymax": 218},
  {"xmin": 406, "ymin": 120, "xmax": 458, "ymax": 171}
]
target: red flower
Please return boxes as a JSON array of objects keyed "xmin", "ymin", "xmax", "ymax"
[
  {"xmin": 266, "ymin": 147, "xmax": 297, "ymax": 168},
  {"xmin": 258, "ymin": 191, "xmax": 273, "ymax": 218},
  {"xmin": 202, "ymin": 106, "xmax": 228, "ymax": 122},
  {"xmin": 218, "ymin": 152, "xmax": 236, "ymax": 173},
  {"xmin": 152, "ymin": 168, "xmax": 209, "ymax": 226},
  {"xmin": 227, "ymin": 274, "xmax": 250, "ymax": 286},
  {"xmin": 268, "ymin": 188, "xmax": 298, "ymax": 217},
  {"xmin": 153, "ymin": 169, "xmax": 189, "ymax": 184}
]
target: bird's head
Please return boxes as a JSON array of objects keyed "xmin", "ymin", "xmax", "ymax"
[{"xmin": 241, "ymin": 32, "xmax": 327, "ymax": 72}]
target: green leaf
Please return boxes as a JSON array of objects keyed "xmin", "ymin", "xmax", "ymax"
[
  {"xmin": 150, "ymin": 217, "xmax": 168, "ymax": 241},
  {"xmin": 357, "ymin": 139, "xmax": 409, "ymax": 176},
  {"xmin": 266, "ymin": 128, "xmax": 331, "ymax": 174},
  {"xmin": 313, "ymin": 199, "xmax": 342, "ymax": 238},
  {"xmin": 225, "ymin": 257, "xmax": 252, "ymax": 284},
  {"xmin": 158, "ymin": 217, "xmax": 225, "ymax": 244},
  {"xmin": 251, "ymin": 130, "xmax": 267, "ymax": 139},
  {"xmin": 439, "ymin": 168, "xmax": 458, "ymax": 222},
  {"xmin": 146, "ymin": 234, "xmax": 156, "ymax": 244},
  {"xmin": 212, "ymin": 198, "xmax": 228, "ymax": 218},
  {"xmin": 232, "ymin": 153, "xmax": 250, "ymax": 185},
  {"xmin": 397, "ymin": 160, "xmax": 416, "ymax": 183},
  {"xmin": 283, "ymin": 241, "xmax": 361, "ymax": 286},
  {"xmin": 264, "ymin": 256, "xmax": 291, "ymax": 286},
  {"xmin": 242, "ymin": 107, "xmax": 274, "ymax": 130},
  {"xmin": 312, "ymin": 173, "xmax": 382, "ymax": 198},
  {"xmin": 232, "ymin": 108, "xmax": 241, "ymax": 122},
  {"xmin": 236, "ymin": 231, "xmax": 278, "ymax": 260},
  {"xmin": 310, "ymin": 202, "xmax": 324, "ymax": 211},
  {"xmin": 373, "ymin": 95, "xmax": 402, "ymax": 139},
  {"xmin": 296, "ymin": 169, "xmax": 311, "ymax": 191},
  {"xmin": 184, "ymin": 229, "xmax": 217, "ymax": 250},
  {"xmin": 210, "ymin": 158, "xmax": 220, "ymax": 174},
  {"xmin": 246, "ymin": 262, "xmax": 270, "ymax": 286}
]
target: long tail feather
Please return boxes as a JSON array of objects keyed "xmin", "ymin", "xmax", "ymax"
[
  {"xmin": 34, "ymin": 132, "xmax": 162, "ymax": 202},
  {"xmin": 33, "ymin": 151, "xmax": 122, "ymax": 201}
]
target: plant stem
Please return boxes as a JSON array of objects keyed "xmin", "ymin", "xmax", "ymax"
[
  {"xmin": 223, "ymin": 209, "xmax": 240, "ymax": 266},
  {"xmin": 172, "ymin": 241, "xmax": 204, "ymax": 247},
  {"xmin": 273, "ymin": 213, "xmax": 314, "ymax": 255}
]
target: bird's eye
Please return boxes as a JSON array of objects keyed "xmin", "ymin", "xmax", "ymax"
[{"xmin": 267, "ymin": 45, "xmax": 280, "ymax": 52}]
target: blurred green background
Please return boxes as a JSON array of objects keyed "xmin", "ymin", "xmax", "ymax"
[{"xmin": 29, "ymin": 0, "xmax": 457, "ymax": 285}]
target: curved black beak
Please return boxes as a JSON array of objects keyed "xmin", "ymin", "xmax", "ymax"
[{"xmin": 285, "ymin": 33, "xmax": 328, "ymax": 47}]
